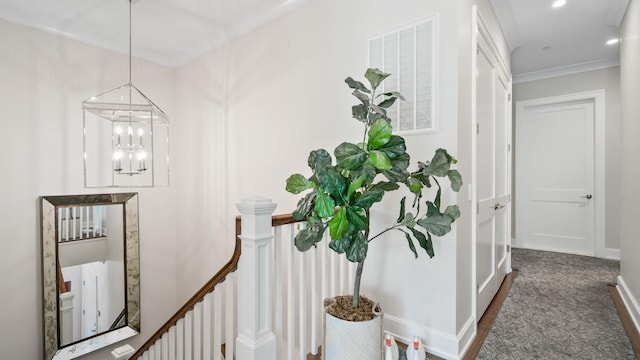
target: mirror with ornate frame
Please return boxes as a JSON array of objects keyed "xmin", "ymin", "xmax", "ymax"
[{"xmin": 41, "ymin": 193, "xmax": 140, "ymax": 360}]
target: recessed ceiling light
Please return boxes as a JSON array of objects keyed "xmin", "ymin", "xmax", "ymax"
[
  {"xmin": 552, "ymin": 0, "xmax": 566, "ymax": 8},
  {"xmin": 606, "ymin": 38, "xmax": 620, "ymax": 45}
]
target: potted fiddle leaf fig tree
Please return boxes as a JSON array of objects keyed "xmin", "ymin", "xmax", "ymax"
[{"xmin": 285, "ymin": 68, "xmax": 462, "ymax": 360}]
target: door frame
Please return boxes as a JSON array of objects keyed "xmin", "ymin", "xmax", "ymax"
[{"xmin": 514, "ymin": 90, "xmax": 606, "ymax": 258}]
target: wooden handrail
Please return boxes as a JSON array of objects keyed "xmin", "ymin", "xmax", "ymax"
[
  {"xmin": 129, "ymin": 216, "xmax": 243, "ymax": 359},
  {"xmin": 109, "ymin": 308, "xmax": 127, "ymax": 331},
  {"xmin": 129, "ymin": 212, "xmax": 303, "ymax": 359}
]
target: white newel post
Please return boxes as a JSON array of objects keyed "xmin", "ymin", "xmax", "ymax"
[{"xmin": 236, "ymin": 196, "xmax": 277, "ymax": 360}]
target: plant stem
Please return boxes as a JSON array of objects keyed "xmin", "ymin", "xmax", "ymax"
[
  {"xmin": 352, "ymin": 260, "xmax": 365, "ymax": 308},
  {"xmin": 367, "ymin": 224, "xmax": 399, "ymax": 243}
]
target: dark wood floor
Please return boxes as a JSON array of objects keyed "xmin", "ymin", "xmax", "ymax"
[{"xmin": 609, "ymin": 285, "xmax": 640, "ymax": 359}]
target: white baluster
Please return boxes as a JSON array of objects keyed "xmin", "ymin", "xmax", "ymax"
[
  {"xmin": 176, "ymin": 318, "xmax": 185, "ymax": 360},
  {"xmin": 225, "ymin": 274, "xmax": 235, "ymax": 360},
  {"xmin": 299, "ymin": 248, "xmax": 307, "ymax": 360},
  {"xmin": 193, "ymin": 302, "xmax": 202, "ymax": 360},
  {"xmin": 213, "ymin": 284, "xmax": 222, "ymax": 360},
  {"xmin": 310, "ymin": 243, "xmax": 319, "ymax": 355},
  {"xmin": 203, "ymin": 294, "xmax": 213, "ymax": 360},
  {"xmin": 153, "ymin": 341, "xmax": 161, "ymax": 360},
  {"xmin": 274, "ymin": 226, "xmax": 283, "ymax": 359},
  {"xmin": 161, "ymin": 333, "xmax": 169, "ymax": 360},
  {"xmin": 169, "ymin": 325, "xmax": 177, "ymax": 360},
  {"xmin": 184, "ymin": 310, "xmax": 193, "ymax": 360},
  {"xmin": 287, "ymin": 225, "xmax": 295, "ymax": 360},
  {"xmin": 64, "ymin": 208, "xmax": 70, "ymax": 241}
]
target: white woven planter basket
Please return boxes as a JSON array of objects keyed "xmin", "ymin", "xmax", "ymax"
[{"xmin": 323, "ymin": 305, "xmax": 382, "ymax": 360}]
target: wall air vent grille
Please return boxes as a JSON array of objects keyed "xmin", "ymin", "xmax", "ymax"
[{"xmin": 369, "ymin": 16, "xmax": 438, "ymax": 134}]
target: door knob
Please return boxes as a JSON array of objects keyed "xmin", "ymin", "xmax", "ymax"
[
  {"xmin": 581, "ymin": 194, "xmax": 593, "ymax": 200},
  {"xmin": 493, "ymin": 203, "xmax": 505, "ymax": 210}
]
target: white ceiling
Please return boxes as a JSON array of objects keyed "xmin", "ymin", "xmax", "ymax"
[
  {"xmin": 0, "ymin": 0, "xmax": 308, "ymax": 67},
  {"xmin": 490, "ymin": 0, "xmax": 630, "ymax": 81},
  {"xmin": 0, "ymin": 0, "xmax": 631, "ymax": 78}
]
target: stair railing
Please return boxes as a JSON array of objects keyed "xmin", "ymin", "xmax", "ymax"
[{"xmin": 130, "ymin": 196, "xmax": 354, "ymax": 360}]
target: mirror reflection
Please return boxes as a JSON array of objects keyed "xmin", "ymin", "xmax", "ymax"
[
  {"xmin": 41, "ymin": 193, "xmax": 140, "ymax": 360},
  {"xmin": 57, "ymin": 205, "xmax": 125, "ymax": 346}
]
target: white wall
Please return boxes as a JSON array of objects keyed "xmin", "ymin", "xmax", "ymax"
[
  {"xmin": 0, "ymin": 19, "xmax": 178, "ymax": 360},
  {"xmin": 618, "ymin": 0, "xmax": 640, "ymax": 332},
  {"xmin": 176, "ymin": 0, "xmax": 507, "ymax": 357},
  {"xmin": 513, "ymin": 67, "xmax": 622, "ymax": 253},
  {"xmin": 0, "ymin": 0, "xmax": 511, "ymax": 357}
]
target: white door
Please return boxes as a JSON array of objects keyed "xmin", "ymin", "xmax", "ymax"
[
  {"xmin": 82, "ymin": 268, "xmax": 99, "ymax": 337},
  {"xmin": 516, "ymin": 99, "xmax": 595, "ymax": 255},
  {"xmin": 475, "ymin": 29, "xmax": 511, "ymax": 320}
]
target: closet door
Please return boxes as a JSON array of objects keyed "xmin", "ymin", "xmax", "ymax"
[{"xmin": 475, "ymin": 26, "xmax": 511, "ymax": 320}]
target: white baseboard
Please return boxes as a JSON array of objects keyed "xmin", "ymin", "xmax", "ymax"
[
  {"xmin": 604, "ymin": 248, "xmax": 621, "ymax": 260},
  {"xmin": 384, "ymin": 314, "xmax": 462, "ymax": 359},
  {"xmin": 456, "ymin": 316, "xmax": 477, "ymax": 359},
  {"xmin": 616, "ymin": 275, "xmax": 640, "ymax": 336}
]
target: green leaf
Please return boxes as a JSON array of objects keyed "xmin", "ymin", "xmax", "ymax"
[
  {"xmin": 369, "ymin": 150, "xmax": 392, "ymax": 170},
  {"xmin": 381, "ymin": 91, "xmax": 406, "ymax": 101},
  {"xmin": 346, "ymin": 207, "xmax": 368, "ymax": 231},
  {"xmin": 352, "ymin": 104, "xmax": 368, "ymax": 122},
  {"xmin": 447, "ymin": 169, "xmax": 463, "ymax": 192},
  {"xmin": 367, "ymin": 112, "xmax": 388, "ymax": 126},
  {"xmin": 347, "ymin": 175, "xmax": 367, "ymax": 201},
  {"xmin": 424, "ymin": 149, "xmax": 451, "ymax": 177},
  {"xmin": 329, "ymin": 236, "xmax": 351, "ymax": 254},
  {"xmin": 329, "ymin": 207, "xmax": 349, "ymax": 239},
  {"xmin": 286, "ymin": 174, "xmax": 315, "ymax": 194},
  {"xmin": 367, "ymin": 118, "xmax": 393, "ymax": 149},
  {"xmin": 352, "ymin": 90, "xmax": 370, "ymax": 105},
  {"xmin": 426, "ymin": 201, "xmax": 439, "ymax": 217},
  {"xmin": 294, "ymin": 226, "xmax": 325, "ymax": 252},
  {"xmin": 369, "ymin": 181, "xmax": 400, "ymax": 192},
  {"xmin": 417, "ymin": 212, "xmax": 453, "ymax": 237},
  {"xmin": 397, "ymin": 196, "xmax": 406, "ymax": 223},
  {"xmin": 308, "ymin": 149, "xmax": 332, "ymax": 172},
  {"xmin": 345, "ymin": 77, "xmax": 371, "ymax": 93},
  {"xmin": 352, "ymin": 165, "xmax": 377, "ymax": 186},
  {"xmin": 346, "ymin": 232, "xmax": 368, "ymax": 263},
  {"xmin": 377, "ymin": 135, "xmax": 406, "ymax": 160},
  {"xmin": 434, "ymin": 187, "xmax": 441, "ymax": 209},
  {"xmin": 407, "ymin": 176, "xmax": 423, "ymax": 194},
  {"xmin": 381, "ymin": 153, "xmax": 410, "ymax": 182},
  {"xmin": 444, "ymin": 205, "xmax": 461, "ymax": 221},
  {"xmin": 293, "ymin": 192, "xmax": 316, "ymax": 220},
  {"xmin": 400, "ymin": 229, "xmax": 418, "ymax": 259},
  {"xmin": 317, "ymin": 168, "xmax": 347, "ymax": 205},
  {"xmin": 415, "ymin": 230, "xmax": 435, "ymax": 257},
  {"xmin": 378, "ymin": 97, "xmax": 397, "ymax": 108},
  {"xmin": 335, "ymin": 143, "xmax": 367, "ymax": 170},
  {"xmin": 355, "ymin": 189, "xmax": 384, "ymax": 209},
  {"xmin": 365, "ymin": 68, "xmax": 391, "ymax": 90},
  {"xmin": 370, "ymin": 104, "xmax": 387, "ymax": 116},
  {"xmin": 314, "ymin": 190, "xmax": 335, "ymax": 218},
  {"xmin": 400, "ymin": 212, "xmax": 416, "ymax": 227},
  {"xmin": 408, "ymin": 227, "xmax": 434, "ymax": 258}
]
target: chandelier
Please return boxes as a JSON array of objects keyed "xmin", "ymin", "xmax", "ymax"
[{"xmin": 82, "ymin": 0, "xmax": 169, "ymax": 187}]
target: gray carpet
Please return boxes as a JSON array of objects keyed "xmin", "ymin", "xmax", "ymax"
[{"xmin": 476, "ymin": 248, "xmax": 635, "ymax": 359}]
